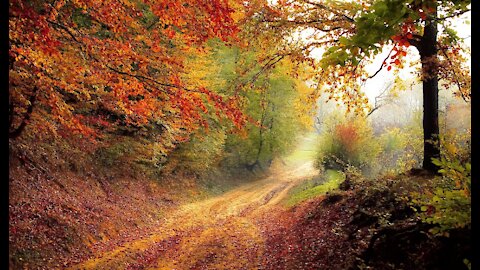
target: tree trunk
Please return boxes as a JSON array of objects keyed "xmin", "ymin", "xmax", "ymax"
[
  {"xmin": 249, "ymin": 90, "xmax": 269, "ymax": 169},
  {"xmin": 9, "ymin": 87, "xmax": 38, "ymax": 139},
  {"xmin": 418, "ymin": 7, "xmax": 440, "ymax": 172}
]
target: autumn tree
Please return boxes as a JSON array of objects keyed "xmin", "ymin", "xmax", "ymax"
[
  {"xmin": 9, "ymin": 0, "xmax": 246, "ymax": 154},
  {"xmin": 252, "ymin": 0, "xmax": 470, "ymax": 172}
]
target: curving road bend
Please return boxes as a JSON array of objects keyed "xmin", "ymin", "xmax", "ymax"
[{"xmin": 69, "ymin": 161, "xmax": 318, "ymax": 270}]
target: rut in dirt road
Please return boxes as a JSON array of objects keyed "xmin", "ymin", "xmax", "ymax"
[{"xmin": 69, "ymin": 161, "xmax": 318, "ymax": 270}]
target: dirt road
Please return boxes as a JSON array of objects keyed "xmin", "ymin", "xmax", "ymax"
[{"xmin": 69, "ymin": 161, "xmax": 317, "ymax": 269}]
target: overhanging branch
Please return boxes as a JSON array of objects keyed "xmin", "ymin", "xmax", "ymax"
[
  {"xmin": 434, "ymin": 9, "xmax": 470, "ymax": 21},
  {"xmin": 438, "ymin": 44, "xmax": 469, "ymax": 102},
  {"xmin": 368, "ymin": 46, "xmax": 395, "ymax": 79}
]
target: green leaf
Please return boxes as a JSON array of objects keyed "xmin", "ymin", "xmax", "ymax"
[
  {"xmin": 465, "ymin": 163, "xmax": 471, "ymax": 172},
  {"xmin": 339, "ymin": 37, "xmax": 350, "ymax": 46},
  {"xmin": 432, "ymin": 158, "xmax": 442, "ymax": 166},
  {"xmin": 429, "ymin": 227, "xmax": 440, "ymax": 234}
]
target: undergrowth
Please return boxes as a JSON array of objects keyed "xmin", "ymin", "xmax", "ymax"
[{"xmin": 285, "ymin": 169, "xmax": 345, "ymax": 206}]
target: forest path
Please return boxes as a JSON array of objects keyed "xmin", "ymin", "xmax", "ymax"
[{"xmin": 69, "ymin": 160, "xmax": 318, "ymax": 270}]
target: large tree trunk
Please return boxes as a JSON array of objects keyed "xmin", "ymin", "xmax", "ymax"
[{"xmin": 418, "ymin": 7, "xmax": 440, "ymax": 172}]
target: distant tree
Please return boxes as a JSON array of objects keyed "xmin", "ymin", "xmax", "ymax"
[{"xmin": 224, "ymin": 61, "xmax": 311, "ymax": 171}]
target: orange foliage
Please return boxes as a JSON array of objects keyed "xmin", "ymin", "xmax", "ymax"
[
  {"xmin": 9, "ymin": 0, "xmax": 244, "ymax": 143},
  {"xmin": 335, "ymin": 123, "xmax": 358, "ymax": 153}
]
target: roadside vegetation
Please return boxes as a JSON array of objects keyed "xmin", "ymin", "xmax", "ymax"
[{"xmin": 278, "ymin": 85, "xmax": 471, "ymax": 269}]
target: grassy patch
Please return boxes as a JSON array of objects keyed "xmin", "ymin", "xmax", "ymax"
[{"xmin": 285, "ymin": 169, "xmax": 345, "ymax": 207}]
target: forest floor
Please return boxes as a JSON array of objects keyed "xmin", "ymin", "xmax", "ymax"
[{"xmin": 68, "ymin": 161, "xmax": 319, "ymax": 269}]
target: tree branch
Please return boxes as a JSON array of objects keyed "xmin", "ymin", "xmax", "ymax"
[
  {"xmin": 366, "ymin": 81, "xmax": 393, "ymax": 118},
  {"xmin": 105, "ymin": 65, "xmax": 194, "ymax": 93},
  {"xmin": 366, "ymin": 106, "xmax": 380, "ymax": 117},
  {"xmin": 368, "ymin": 47, "xmax": 395, "ymax": 79},
  {"xmin": 146, "ymin": 17, "xmax": 160, "ymax": 30},
  {"xmin": 438, "ymin": 44, "xmax": 469, "ymax": 102},
  {"xmin": 262, "ymin": 17, "xmax": 350, "ymax": 30},
  {"xmin": 301, "ymin": 0, "xmax": 355, "ymax": 23},
  {"xmin": 237, "ymin": 53, "xmax": 287, "ymax": 91},
  {"xmin": 434, "ymin": 9, "xmax": 470, "ymax": 21},
  {"xmin": 47, "ymin": 19, "xmax": 82, "ymax": 44}
]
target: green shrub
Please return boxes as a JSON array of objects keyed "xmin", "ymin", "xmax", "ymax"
[
  {"xmin": 163, "ymin": 128, "xmax": 227, "ymax": 176},
  {"xmin": 415, "ymin": 129, "xmax": 471, "ymax": 234},
  {"xmin": 394, "ymin": 111, "xmax": 423, "ymax": 172},
  {"xmin": 93, "ymin": 135, "xmax": 175, "ymax": 178},
  {"xmin": 377, "ymin": 124, "xmax": 422, "ymax": 174},
  {"xmin": 416, "ymin": 159, "xmax": 471, "ymax": 234}
]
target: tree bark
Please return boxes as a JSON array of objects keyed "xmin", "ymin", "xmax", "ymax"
[
  {"xmin": 418, "ymin": 7, "xmax": 441, "ymax": 172},
  {"xmin": 249, "ymin": 90, "xmax": 269, "ymax": 170},
  {"xmin": 9, "ymin": 87, "xmax": 38, "ymax": 139}
]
